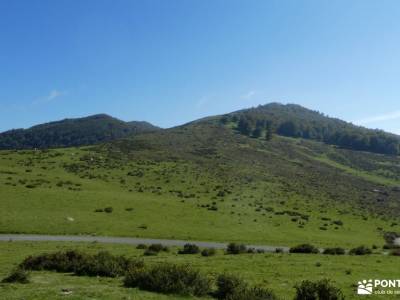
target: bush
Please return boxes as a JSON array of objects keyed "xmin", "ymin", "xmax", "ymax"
[
  {"xmin": 390, "ymin": 248, "xmax": 400, "ymax": 256},
  {"xmin": 74, "ymin": 251, "xmax": 141, "ymax": 277},
  {"xmin": 322, "ymin": 247, "xmax": 345, "ymax": 255},
  {"xmin": 215, "ymin": 274, "xmax": 247, "ymax": 299},
  {"xmin": 294, "ymin": 279, "xmax": 344, "ymax": 300},
  {"xmin": 143, "ymin": 249, "xmax": 158, "ymax": 256},
  {"xmin": 136, "ymin": 244, "xmax": 148, "ymax": 249},
  {"xmin": 1, "ymin": 268, "xmax": 30, "ymax": 284},
  {"xmin": 215, "ymin": 274, "xmax": 277, "ymax": 300},
  {"xmin": 20, "ymin": 250, "xmax": 88, "ymax": 272},
  {"xmin": 226, "ymin": 243, "xmax": 247, "ymax": 255},
  {"xmin": 104, "ymin": 207, "xmax": 113, "ymax": 213},
  {"xmin": 148, "ymin": 244, "xmax": 169, "ymax": 253},
  {"xmin": 289, "ymin": 244, "xmax": 319, "ymax": 254},
  {"xmin": 124, "ymin": 263, "xmax": 211, "ymax": 296},
  {"xmin": 201, "ymin": 248, "xmax": 216, "ymax": 257},
  {"xmin": 332, "ymin": 220, "xmax": 343, "ymax": 226},
  {"xmin": 178, "ymin": 243, "xmax": 200, "ymax": 255},
  {"xmin": 20, "ymin": 250, "xmax": 143, "ymax": 278},
  {"xmin": 349, "ymin": 246, "xmax": 372, "ymax": 255}
]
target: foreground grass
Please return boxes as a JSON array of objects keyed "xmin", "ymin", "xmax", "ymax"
[{"xmin": 0, "ymin": 241, "xmax": 398, "ymax": 299}]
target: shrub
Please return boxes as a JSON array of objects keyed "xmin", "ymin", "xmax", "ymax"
[
  {"xmin": 20, "ymin": 250, "xmax": 143, "ymax": 278},
  {"xmin": 215, "ymin": 274, "xmax": 277, "ymax": 300},
  {"xmin": 275, "ymin": 248, "xmax": 284, "ymax": 253},
  {"xmin": 349, "ymin": 246, "xmax": 372, "ymax": 255},
  {"xmin": 74, "ymin": 251, "xmax": 140, "ymax": 277},
  {"xmin": 136, "ymin": 244, "xmax": 148, "ymax": 249},
  {"xmin": 148, "ymin": 244, "xmax": 169, "ymax": 253},
  {"xmin": 215, "ymin": 274, "xmax": 247, "ymax": 299},
  {"xmin": 20, "ymin": 250, "xmax": 88, "ymax": 272},
  {"xmin": 226, "ymin": 243, "xmax": 247, "ymax": 254},
  {"xmin": 104, "ymin": 207, "xmax": 113, "ymax": 213},
  {"xmin": 124, "ymin": 263, "xmax": 211, "ymax": 296},
  {"xmin": 294, "ymin": 279, "xmax": 344, "ymax": 300},
  {"xmin": 178, "ymin": 243, "xmax": 200, "ymax": 255},
  {"xmin": 201, "ymin": 248, "xmax": 216, "ymax": 257},
  {"xmin": 332, "ymin": 220, "xmax": 343, "ymax": 226},
  {"xmin": 289, "ymin": 244, "xmax": 319, "ymax": 254},
  {"xmin": 1, "ymin": 268, "xmax": 30, "ymax": 284},
  {"xmin": 390, "ymin": 248, "xmax": 400, "ymax": 256},
  {"xmin": 322, "ymin": 247, "xmax": 345, "ymax": 255}
]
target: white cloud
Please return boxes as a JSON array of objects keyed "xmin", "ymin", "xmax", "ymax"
[
  {"xmin": 33, "ymin": 89, "xmax": 66, "ymax": 105},
  {"xmin": 195, "ymin": 96, "xmax": 208, "ymax": 109},
  {"xmin": 241, "ymin": 90, "xmax": 256, "ymax": 100},
  {"xmin": 47, "ymin": 90, "xmax": 64, "ymax": 101},
  {"xmin": 354, "ymin": 110, "xmax": 400, "ymax": 125}
]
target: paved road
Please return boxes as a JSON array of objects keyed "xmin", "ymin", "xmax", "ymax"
[{"xmin": 0, "ymin": 234, "xmax": 290, "ymax": 252}]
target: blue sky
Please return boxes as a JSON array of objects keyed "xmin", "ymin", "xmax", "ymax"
[{"xmin": 1, "ymin": 0, "xmax": 400, "ymax": 134}]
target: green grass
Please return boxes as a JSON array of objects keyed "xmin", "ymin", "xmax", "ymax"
[
  {"xmin": 1, "ymin": 123, "xmax": 400, "ymax": 299},
  {"xmin": 0, "ymin": 241, "xmax": 398, "ymax": 299},
  {"xmin": 0, "ymin": 128, "xmax": 399, "ymax": 248}
]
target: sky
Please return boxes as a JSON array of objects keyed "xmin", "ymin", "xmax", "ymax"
[{"xmin": 1, "ymin": 0, "xmax": 400, "ymax": 134}]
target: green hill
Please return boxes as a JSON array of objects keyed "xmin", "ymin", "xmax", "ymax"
[
  {"xmin": 0, "ymin": 114, "xmax": 159, "ymax": 150},
  {"xmin": 1, "ymin": 103, "xmax": 400, "ymax": 299},
  {"xmin": 213, "ymin": 103, "xmax": 400, "ymax": 155},
  {"xmin": 1, "ymin": 104, "xmax": 399, "ymax": 248}
]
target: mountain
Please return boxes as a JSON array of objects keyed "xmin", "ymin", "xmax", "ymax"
[
  {"xmin": 211, "ymin": 103, "xmax": 400, "ymax": 156},
  {"xmin": 0, "ymin": 102, "xmax": 399, "ymax": 250},
  {"xmin": 0, "ymin": 114, "xmax": 159, "ymax": 150}
]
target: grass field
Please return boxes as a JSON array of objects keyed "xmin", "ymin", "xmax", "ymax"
[
  {"xmin": 1, "ymin": 123, "xmax": 400, "ymax": 299},
  {"xmin": 1, "ymin": 132, "xmax": 399, "ymax": 249},
  {"xmin": 0, "ymin": 241, "xmax": 398, "ymax": 299}
]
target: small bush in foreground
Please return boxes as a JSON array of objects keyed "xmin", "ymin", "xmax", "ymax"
[
  {"xmin": 294, "ymin": 279, "xmax": 344, "ymax": 300},
  {"xmin": 215, "ymin": 274, "xmax": 277, "ymax": 300},
  {"xmin": 349, "ymin": 246, "xmax": 372, "ymax": 255},
  {"xmin": 1, "ymin": 268, "xmax": 30, "ymax": 284},
  {"xmin": 20, "ymin": 250, "xmax": 143, "ymax": 277},
  {"xmin": 323, "ymin": 247, "xmax": 345, "ymax": 255},
  {"xmin": 178, "ymin": 243, "xmax": 200, "ymax": 255},
  {"xmin": 201, "ymin": 248, "xmax": 216, "ymax": 257},
  {"xmin": 136, "ymin": 244, "xmax": 148, "ymax": 249},
  {"xmin": 124, "ymin": 263, "xmax": 211, "ymax": 296},
  {"xmin": 226, "ymin": 243, "xmax": 247, "ymax": 254},
  {"xmin": 289, "ymin": 244, "xmax": 319, "ymax": 254}
]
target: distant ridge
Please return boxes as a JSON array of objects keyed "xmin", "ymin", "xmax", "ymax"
[
  {"xmin": 209, "ymin": 103, "xmax": 400, "ymax": 156},
  {"xmin": 1, "ymin": 103, "xmax": 399, "ymax": 155},
  {"xmin": 0, "ymin": 114, "xmax": 159, "ymax": 149}
]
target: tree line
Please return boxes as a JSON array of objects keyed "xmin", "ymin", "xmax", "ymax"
[{"xmin": 220, "ymin": 103, "xmax": 400, "ymax": 155}]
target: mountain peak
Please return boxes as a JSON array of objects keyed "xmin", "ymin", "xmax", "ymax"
[{"xmin": 0, "ymin": 114, "xmax": 159, "ymax": 150}]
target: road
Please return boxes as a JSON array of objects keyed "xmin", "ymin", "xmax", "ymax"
[{"xmin": 0, "ymin": 234, "xmax": 290, "ymax": 252}]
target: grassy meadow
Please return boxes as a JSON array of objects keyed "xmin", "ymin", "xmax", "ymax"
[{"xmin": 0, "ymin": 241, "xmax": 398, "ymax": 299}]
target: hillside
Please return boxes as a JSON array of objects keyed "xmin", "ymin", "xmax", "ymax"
[
  {"xmin": 212, "ymin": 103, "xmax": 400, "ymax": 155},
  {"xmin": 1, "ymin": 104, "xmax": 400, "ymax": 299},
  {"xmin": 1, "ymin": 115, "xmax": 399, "ymax": 248},
  {"xmin": 0, "ymin": 114, "xmax": 159, "ymax": 150}
]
